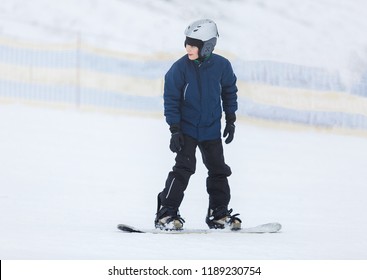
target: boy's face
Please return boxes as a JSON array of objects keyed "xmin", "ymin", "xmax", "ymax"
[{"xmin": 185, "ymin": 44, "xmax": 199, "ymax": 60}]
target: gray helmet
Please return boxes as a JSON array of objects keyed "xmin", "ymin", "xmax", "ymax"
[{"xmin": 184, "ymin": 19, "xmax": 219, "ymax": 57}]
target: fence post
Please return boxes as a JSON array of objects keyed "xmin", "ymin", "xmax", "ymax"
[{"xmin": 76, "ymin": 31, "xmax": 81, "ymax": 109}]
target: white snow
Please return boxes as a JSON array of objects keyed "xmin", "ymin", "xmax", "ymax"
[
  {"xmin": 1, "ymin": 0, "xmax": 367, "ymax": 75},
  {"xmin": 1, "ymin": 103, "xmax": 367, "ymax": 259}
]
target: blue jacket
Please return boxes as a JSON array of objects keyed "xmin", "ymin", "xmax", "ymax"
[{"xmin": 164, "ymin": 53, "xmax": 238, "ymax": 141}]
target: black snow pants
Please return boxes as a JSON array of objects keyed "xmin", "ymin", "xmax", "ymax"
[{"xmin": 158, "ymin": 134, "xmax": 232, "ymax": 210}]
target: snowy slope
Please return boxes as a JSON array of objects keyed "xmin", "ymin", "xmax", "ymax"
[
  {"xmin": 1, "ymin": 0, "xmax": 367, "ymax": 132},
  {"xmin": 1, "ymin": 0, "xmax": 367, "ymax": 74},
  {"xmin": 1, "ymin": 104, "xmax": 367, "ymax": 259}
]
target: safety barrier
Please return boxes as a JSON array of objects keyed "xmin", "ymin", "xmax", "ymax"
[{"xmin": 1, "ymin": 35, "xmax": 367, "ymax": 132}]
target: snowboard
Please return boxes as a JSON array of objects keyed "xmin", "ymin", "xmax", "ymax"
[{"xmin": 117, "ymin": 222, "xmax": 281, "ymax": 234}]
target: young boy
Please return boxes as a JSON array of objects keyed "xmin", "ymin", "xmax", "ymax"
[{"xmin": 155, "ymin": 19, "xmax": 241, "ymax": 230}]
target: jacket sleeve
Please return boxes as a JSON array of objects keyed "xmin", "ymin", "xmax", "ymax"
[
  {"xmin": 221, "ymin": 60, "xmax": 238, "ymax": 115},
  {"xmin": 164, "ymin": 62, "xmax": 185, "ymax": 125}
]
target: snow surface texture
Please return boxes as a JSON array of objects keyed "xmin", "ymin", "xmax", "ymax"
[{"xmin": 1, "ymin": 104, "xmax": 367, "ymax": 259}]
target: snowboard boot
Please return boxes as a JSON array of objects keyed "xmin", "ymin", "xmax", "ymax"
[
  {"xmin": 155, "ymin": 206, "xmax": 185, "ymax": 230},
  {"xmin": 155, "ymin": 194, "xmax": 185, "ymax": 230},
  {"xmin": 206, "ymin": 206, "xmax": 242, "ymax": 230}
]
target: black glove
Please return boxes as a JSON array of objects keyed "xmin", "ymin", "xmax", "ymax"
[
  {"xmin": 223, "ymin": 113, "xmax": 236, "ymax": 144},
  {"xmin": 169, "ymin": 124, "xmax": 184, "ymax": 153}
]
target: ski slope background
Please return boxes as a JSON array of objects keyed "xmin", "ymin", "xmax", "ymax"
[
  {"xmin": 1, "ymin": 103, "xmax": 367, "ymax": 259},
  {"xmin": 1, "ymin": 0, "xmax": 367, "ymax": 71},
  {"xmin": 1, "ymin": 0, "xmax": 367, "ymax": 259}
]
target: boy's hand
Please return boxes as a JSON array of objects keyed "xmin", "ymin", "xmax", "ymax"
[
  {"xmin": 223, "ymin": 113, "xmax": 236, "ymax": 144},
  {"xmin": 223, "ymin": 123, "xmax": 235, "ymax": 144},
  {"xmin": 169, "ymin": 124, "xmax": 184, "ymax": 152}
]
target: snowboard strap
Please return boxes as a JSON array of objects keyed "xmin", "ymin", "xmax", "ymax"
[{"xmin": 156, "ymin": 194, "xmax": 162, "ymax": 214}]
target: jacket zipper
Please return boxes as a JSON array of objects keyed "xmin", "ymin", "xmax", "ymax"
[{"xmin": 195, "ymin": 62, "xmax": 203, "ymax": 137}]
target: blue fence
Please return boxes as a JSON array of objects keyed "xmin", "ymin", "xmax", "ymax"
[{"xmin": 1, "ymin": 36, "xmax": 367, "ymax": 131}]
